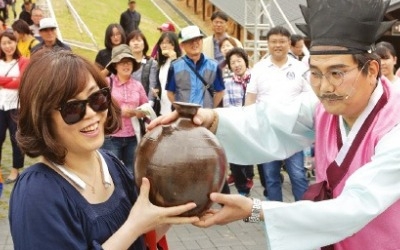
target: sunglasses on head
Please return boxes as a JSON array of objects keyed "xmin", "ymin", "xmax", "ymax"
[{"xmin": 57, "ymin": 88, "xmax": 111, "ymax": 125}]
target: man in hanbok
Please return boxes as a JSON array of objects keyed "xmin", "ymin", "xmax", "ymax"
[{"xmin": 150, "ymin": 0, "xmax": 400, "ymax": 249}]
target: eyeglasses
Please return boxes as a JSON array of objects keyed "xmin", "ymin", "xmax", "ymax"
[
  {"xmin": 302, "ymin": 66, "xmax": 359, "ymax": 87},
  {"xmin": 212, "ymin": 20, "xmax": 226, "ymax": 25},
  {"xmin": 57, "ymin": 88, "xmax": 111, "ymax": 125},
  {"xmin": 268, "ymin": 39, "xmax": 289, "ymax": 45}
]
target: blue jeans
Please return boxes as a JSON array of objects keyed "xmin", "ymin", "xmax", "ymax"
[
  {"xmin": 0, "ymin": 109, "xmax": 24, "ymax": 169},
  {"xmin": 101, "ymin": 136, "xmax": 137, "ymax": 173},
  {"xmin": 262, "ymin": 151, "xmax": 308, "ymax": 201}
]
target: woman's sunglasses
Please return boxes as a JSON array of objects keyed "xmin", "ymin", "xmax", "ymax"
[{"xmin": 57, "ymin": 88, "xmax": 111, "ymax": 125}]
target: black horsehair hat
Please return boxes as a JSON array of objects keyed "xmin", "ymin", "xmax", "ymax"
[{"xmin": 296, "ymin": 0, "xmax": 397, "ymax": 55}]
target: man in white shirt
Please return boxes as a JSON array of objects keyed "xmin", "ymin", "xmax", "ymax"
[{"xmin": 245, "ymin": 26, "xmax": 309, "ymax": 202}]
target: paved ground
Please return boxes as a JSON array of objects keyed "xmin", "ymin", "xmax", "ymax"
[{"xmin": 165, "ymin": 175, "xmax": 296, "ymax": 250}]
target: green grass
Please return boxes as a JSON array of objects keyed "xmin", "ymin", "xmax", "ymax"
[{"xmin": 51, "ymin": 0, "xmax": 169, "ymax": 61}]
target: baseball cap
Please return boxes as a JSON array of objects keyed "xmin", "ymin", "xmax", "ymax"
[
  {"xmin": 39, "ymin": 18, "xmax": 58, "ymax": 31},
  {"xmin": 157, "ymin": 22, "xmax": 175, "ymax": 32},
  {"xmin": 179, "ymin": 25, "xmax": 204, "ymax": 43}
]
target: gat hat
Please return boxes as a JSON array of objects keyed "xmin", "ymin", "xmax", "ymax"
[
  {"xmin": 39, "ymin": 18, "xmax": 58, "ymax": 31},
  {"xmin": 179, "ymin": 25, "xmax": 204, "ymax": 43},
  {"xmin": 157, "ymin": 22, "xmax": 176, "ymax": 32},
  {"xmin": 106, "ymin": 44, "xmax": 139, "ymax": 75},
  {"xmin": 296, "ymin": 0, "xmax": 396, "ymax": 55}
]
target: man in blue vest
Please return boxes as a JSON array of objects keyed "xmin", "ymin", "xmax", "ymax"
[{"xmin": 166, "ymin": 25, "xmax": 225, "ymax": 108}]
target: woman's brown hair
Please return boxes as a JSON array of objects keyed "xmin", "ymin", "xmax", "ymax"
[
  {"xmin": 218, "ymin": 37, "xmax": 237, "ymax": 51},
  {"xmin": 17, "ymin": 50, "xmax": 121, "ymax": 164}
]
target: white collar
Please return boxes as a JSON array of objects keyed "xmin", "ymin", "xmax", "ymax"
[
  {"xmin": 53, "ymin": 150, "xmax": 112, "ymax": 190},
  {"xmin": 336, "ymin": 80, "xmax": 383, "ymax": 165}
]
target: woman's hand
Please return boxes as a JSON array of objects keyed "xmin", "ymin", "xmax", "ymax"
[
  {"xmin": 134, "ymin": 110, "xmax": 147, "ymax": 119},
  {"xmin": 102, "ymin": 178, "xmax": 199, "ymax": 249},
  {"xmin": 121, "ymin": 105, "xmax": 136, "ymax": 117},
  {"xmin": 127, "ymin": 178, "xmax": 199, "ymax": 234},
  {"xmin": 162, "ymin": 49, "xmax": 177, "ymax": 60},
  {"xmin": 151, "ymin": 87, "xmax": 160, "ymax": 98},
  {"xmin": 193, "ymin": 193, "xmax": 254, "ymax": 228}
]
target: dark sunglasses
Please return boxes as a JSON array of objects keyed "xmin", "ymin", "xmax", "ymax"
[{"xmin": 57, "ymin": 88, "xmax": 111, "ymax": 125}]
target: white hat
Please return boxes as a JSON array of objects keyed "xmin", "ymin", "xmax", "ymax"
[
  {"xmin": 179, "ymin": 25, "xmax": 204, "ymax": 43},
  {"xmin": 39, "ymin": 18, "xmax": 58, "ymax": 31}
]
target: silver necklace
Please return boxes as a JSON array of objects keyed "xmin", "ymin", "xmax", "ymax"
[{"xmin": 64, "ymin": 162, "xmax": 98, "ymax": 194}]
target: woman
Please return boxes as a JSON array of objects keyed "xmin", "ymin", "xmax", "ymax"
[
  {"xmin": 223, "ymin": 48, "xmax": 251, "ymax": 109},
  {"xmin": 223, "ymin": 47, "xmax": 254, "ymax": 196},
  {"xmin": 0, "ymin": 31, "xmax": 28, "ymax": 183},
  {"xmin": 95, "ymin": 23, "xmax": 126, "ymax": 76},
  {"xmin": 127, "ymin": 30, "xmax": 159, "ymax": 105},
  {"xmin": 218, "ymin": 37, "xmax": 237, "ymax": 70},
  {"xmin": 375, "ymin": 41, "xmax": 400, "ymax": 85},
  {"xmin": 11, "ymin": 19, "xmax": 40, "ymax": 58},
  {"xmin": 10, "ymin": 49, "xmax": 199, "ymax": 249},
  {"xmin": 155, "ymin": 31, "xmax": 182, "ymax": 115},
  {"xmin": 102, "ymin": 44, "xmax": 148, "ymax": 173}
]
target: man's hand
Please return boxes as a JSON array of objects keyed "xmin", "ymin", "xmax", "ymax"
[{"xmin": 147, "ymin": 108, "xmax": 217, "ymax": 131}]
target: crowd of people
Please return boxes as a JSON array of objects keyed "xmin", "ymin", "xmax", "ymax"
[
  {"xmin": 0, "ymin": 3, "xmax": 70, "ymax": 185},
  {"xmin": 2, "ymin": 0, "xmax": 400, "ymax": 249}
]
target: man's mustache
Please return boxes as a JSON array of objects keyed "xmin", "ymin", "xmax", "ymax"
[{"xmin": 317, "ymin": 94, "xmax": 349, "ymax": 101}]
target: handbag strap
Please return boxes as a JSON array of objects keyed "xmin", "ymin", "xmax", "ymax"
[
  {"xmin": 183, "ymin": 58, "xmax": 214, "ymax": 97},
  {"xmin": 141, "ymin": 58, "xmax": 153, "ymax": 95},
  {"xmin": 4, "ymin": 59, "xmax": 19, "ymax": 77}
]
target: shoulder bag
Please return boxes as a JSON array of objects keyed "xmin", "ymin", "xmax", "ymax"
[{"xmin": 183, "ymin": 59, "xmax": 214, "ymax": 98}]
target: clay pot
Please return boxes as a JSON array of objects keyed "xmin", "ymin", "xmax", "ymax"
[{"xmin": 135, "ymin": 102, "xmax": 227, "ymax": 216}]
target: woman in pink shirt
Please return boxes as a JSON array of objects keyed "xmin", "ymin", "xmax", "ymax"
[{"xmin": 102, "ymin": 44, "xmax": 148, "ymax": 173}]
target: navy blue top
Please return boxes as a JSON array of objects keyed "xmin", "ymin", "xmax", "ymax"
[{"xmin": 9, "ymin": 150, "xmax": 146, "ymax": 250}]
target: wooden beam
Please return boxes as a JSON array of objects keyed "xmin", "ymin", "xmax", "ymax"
[{"xmin": 202, "ymin": 0, "xmax": 206, "ymax": 21}]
